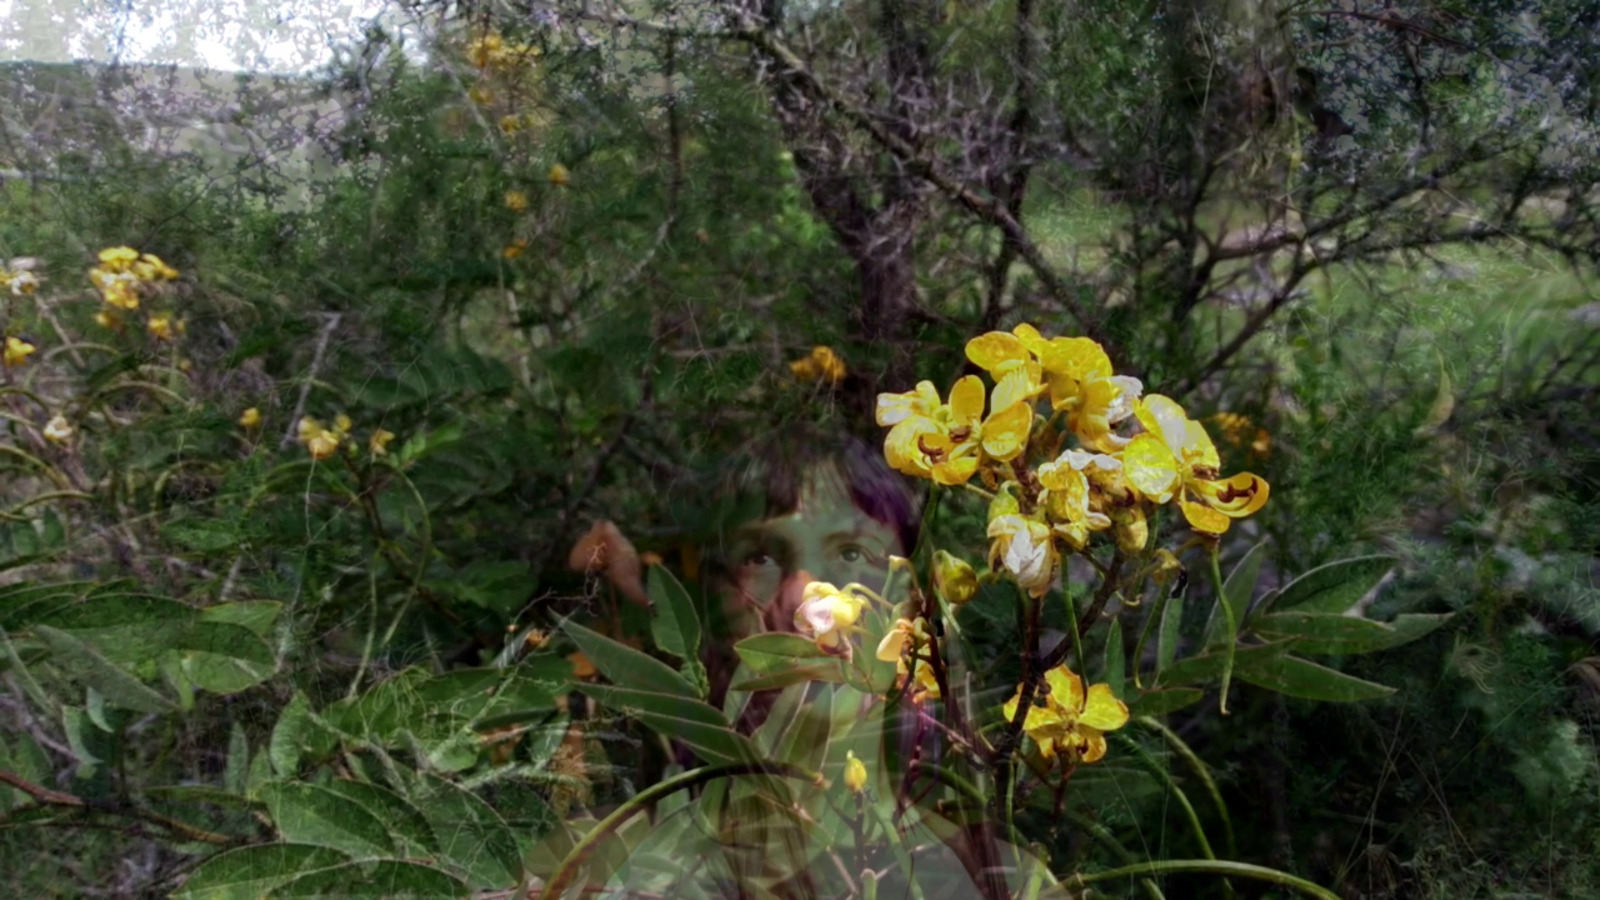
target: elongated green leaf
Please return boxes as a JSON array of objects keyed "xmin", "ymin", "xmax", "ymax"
[
  {"xmin": 1126, "ymin": 687, "xmax": 1204, "ymax": 717},
  {"xmin": 224, "ymin": 724, "xmax": 249, "ymax": 795},
  {"xmin": 1233, "ymin": 654, "xmax": 1398, "ymax": 702},
  {"xmin": 1157, "ymin": 589, "xmax": 1184, "ymax": 675},
  {"xmin": 648, "ymin": 564, "xmax": 701, "ymax": 663},
  {"xmin": 1155, "ymin": 640, "xmax": 1294, "ymax": 689},
  {"xmin": 270, "ymin": 691, "xmax": 314, "ymax": 777},
  {"xmin": 172, "ymin": 843, "xmax": 350, "ymax": 900},
  {"xmin": 1255, "ymin": 611, "xmax": 1452, "ymax": 655},
  {"xmin": 258, "ymin": 782, "xmax": 396, "ymax": 858},
  {"xmin": 1205, "ymin": 540, "xmax": 1268, "ymax": 647},
  {"xmin": 412, "ymin": 774, "xmax": 522, "ymax": 890},
  {"xmin": 172, "ymin": 622, "xmax": 277, "ymax": 694},
  {"xmin": 577, "ymin": 683, "xmax": 756, "ymax": 764},
  {"xmin": 34, "ymin": 626, "xmax": 176, "ymax": 713},
  {"xmin": 562, "ymin": 621, "xmax": 696, "ymax": 697},
  {"xmin": 269, "ymin": 860, "xmax": 468, "ymax": 898},
  {"xmin": 34, "ymin": 596, "xmax": 197, "ymax": 667},
  {"xmin": 1265, "ymin": 555, "xmax": 1397, "ymax": 616},
  {"xmin": 1103, "ymin": 618, "xmax": 1126, "ymax": 700},
  {"xmin": 200, "ymin": 602, "xmax": 282, "ymax": 640},
  {"xmin": 735, "ymin": 633, "xmax": 830, "ymax": 671},
  {"xmin": 318, "ymin": 780, "xmax": 439, "ymax": 857},
  {"xmin": 731, "ymin": 664, "xmax": 845, "ymax": 692}
]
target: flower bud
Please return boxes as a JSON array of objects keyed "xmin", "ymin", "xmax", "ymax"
[
  {"xmin": 843, "ymin": 751, "xmax": 867, "ymax": 794},
  {"xmin": 933, "ymin": 550, "xmax": 978, "ymax": 607}
]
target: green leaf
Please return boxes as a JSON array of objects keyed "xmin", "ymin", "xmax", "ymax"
[
  {"xmin": 270, "ymin": 691, "xmax": 314, "ymax": 777},
  {"xmin": 412, "ymin": 774, "xmax": 522, "ymax": 890},
  {"xmin": 1156, "ymin": 589, "xmax": 1184, "ymax": 675},
  {"xmin": 562, "ymin": 620, "xmax": 696, "ymax": 698},
  {"xmin": 269, "ymin": 860, "xmax": 468, "ymax": 898},
  {"xmin": 34, "ymin": 626, "xmax": 176, "ymax": 713},
  {"xmin": 258, "ymin": 782, "xmax": 397, "ymax": 858},
  {"xmin": 577, "ymin": 683, "xmax": 756, "ymax": 764},
  {"xmin": 1265, "ymin": 555, "xmax": 1397, "ymax": 616},
  {"xmin": 1103, "ymin": 618, "xmax": 1126, "ymax": 700},
  {"xmin": 446, "ymin": 559, "xmax": 533, "ymax": 615},
  {"xmin": 1254, "ymin": 611, "xmax": 1452, "ymax": 655},
  {"xmin": 1155, "ymin": 640, "xmax": 1295, "ymax": 689},
  {"xmin": 730, "ymin": 664, "xmax": 845, "ymax": 692},
  {"xmin": 1205, "ymin": 539, "xmax": 1268, "ymax": 647},
  {"xmin": 172, "ymin": 622, "xmax": 277, "ymax": 694},
  {"xmin": 225, "ymin": 723, "xmax": 249, "ymax": 795},
  {"xmin": 172, "ymin": 844, "xmax": 351, "ymax": 900},
  {"xmin": 34, "ymin": 595, "xmax": 197, "ymax": 666},
  {"xmin": 201, "ymin": 602, "xmax": 282, "ymax": 640},
  {"xmin": 648, "ymin": 564, "xmax": 701, "ymax": 663},
  {"xmin": 1126, "ymin": 687, "xmax": 1204, "ymax": 716},
  {"xmin": 318, "ymin": 780, "xmax": 439, "ymax": 857},
  {"xmin": 164, "ymin": 520, "xmax": 239, "ymax": 552},
  {"xmin": 735, "ymin": 633, "xmax": 830, "ymax": 672},
  {"xmin": 1233, "ymin": 654, "xmax": 1398, "ymax": 702}
]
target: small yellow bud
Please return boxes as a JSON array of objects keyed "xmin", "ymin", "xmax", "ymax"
[
  {"xmin": 238, "ymin": 407, "xmax": 262, "ymax": 429},
  {"xmin": 843, "ymin": 751, "xmax": 867, "ymax": 794},
  {"xmin": 307, "ymin": 430, "xmax": 340, "ymax": 461},
  {"xmin": 504, "ymin": 189, "xmax": 529, "ymax": 212},
  {"xmin": 147, "ymin": 314, "xmax": 174, "ymax": 341},
  {"xmin": 3, "ymin": 335, "xmax": 36, "ymax": 368},
  {"xmin": 503, "ymin": 238, "xmax": 529, "ymax": 259},
  {"xmin": 369, "ymin": 428, "xmax": 395, "ymax": 456},
  {"xmin": 93, "ymin": 310, "xmax": 117, "ymax": 329},
  {"xmin": 297, "ymin": 416, "xmax": 323, "ymax": 443},
  {"xmin": 548, "ymin": 163, "xmax": 570, "ymax": 186},
  {"xmin": 933, "ymin": 550, "xmax": 978, "ymax": 607},
  {"xmin": 987, "ymin": 482, "xmax": 1021, "ymax": 524},
  {"xmin": 333, "ymin": 414, "xmax": 353, "ymax": 436}
]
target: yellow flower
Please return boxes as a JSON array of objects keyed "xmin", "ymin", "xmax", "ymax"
[
  {"xmin": 92, "ymin": 270, "xmax": 141, "ymax": 310},
  {"xmin": 879, "ymin": 376, "xmax": 984, "ymax": 484},
  {"xmin": 1123, "ymin": 395, "xmax": 1270, "ymax": 534},
  {"xmin": 1002, "ymin": 665, "xmax": 1129, "ymax": 765},
  {"xmin": 790, "ymin": 345, "xmax": 847, "ymax": 385},
  {"xmin": 5, "ymin": 269, "xmax": 39, "ymax": 295},
  {"xmin": 147, "ymin": 314, "xmax": 174, "ymax": 341},
  {"xmin": 306, "ymin": 429, "xmax": 340, "ymax": 461},
  {"xmin": 132, "ymin": 253, "xmax": 178, "ymax": 282},
  {"xmin": 843, "ymin": 751, "xmax": 868, "ymax": 793},
  {"xmin": 238, "ymin": 407, "xmax": 262, "ymax": 429},
  {"xmin": 369, "ymin": 428, "xmax": 396, "ymax": 456},
  {"xmin": 1035, "ymin": 458, "xmax": 1111, "ymax": 550},
  {"xmin": 1012, "ymin": 324, "xmax": 1142, "ymax": 451},
  {"xmin": 93, "ymin": 310, "xmax": 117, "ymax": 329},
  {"xmin": 503, "ymin": 238, "xmax": 529, "ymax": 259},
  {"xmin": 794, "ymin": 582, "xmax": 871, "ymax": 656},
  {"xmin": 467, "ymin": 32, "xmax": 504, "ymax": 69},
  {"xmin": 987, "ymin": 514, "xmax": 1057, "ymax": 597},
  {"xmin": 965, "ymin": 330, "xmax": 1044, "ymax": 414},
  {"xmin": 469, "ymin": 83, "xmax": 494, "ymax": 105},
  {"xmin": 932, "ymin": 551, "xmax": 978, "ymax": 607},
  {"xmin": 43, "ymin": 413, "xmax": 73, "ymax": 444},
  {"xmin": 548, "ymin": 163, "xmax": 571, "ymax": 186},
  {"xmin": 4, "ymin": 335, "xmax": 36, "ymax": 368},
  {"xmin": 875, "ymin": 616, "xmax": 929, "ymax": 664},
  {"xmin": 499, "ymin": 114, "xmax": 523, "ymax": 135},
  {"xmin": 97, "ymin": 246, "xmax": 139, "ymax": 270},
  {"xmin": 504, "ymin": 189, "xmax": 529, "ymax": 212},
  {"xmin": 333, "ymin": 414, "xmax": 353, "ymax": 436},
  {"xmin": 297, "ymin": 416, "xmax": 324, "ymax": 443}
]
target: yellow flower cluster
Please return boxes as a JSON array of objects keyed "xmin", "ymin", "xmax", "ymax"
[
  {"xmin": 89, "ymin": 246, "xmax": 177, "ymax": 312},
  {"xmin": 789, "ymin": 345, "xmax": 848, "ymax": 385},
  {"xmin": 297, "ymin": 414, "xmax": 395, "ymax": 460},
  {"xmin": 1002, "ymin": 665, "xmax": 1129, "ymax": 765},
  {"xmin": 466, "ymin": 31, "xmax": 539, "ymax": 72},
  {"xmin": 876, "ymin": 324, "xmax": 1269, "ymax": 596}
]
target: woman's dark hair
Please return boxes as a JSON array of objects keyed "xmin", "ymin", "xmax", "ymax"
[{"xmin": 691, "ymin": 431, "xmax": 923, "ymax": 583}]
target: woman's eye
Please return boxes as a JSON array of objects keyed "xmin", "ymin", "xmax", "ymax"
[
  {"xmin": 744, "ymin": 551, "xmax": 776, "ymax": 567},
  {"xmin": 839, "ymin": 545, "xmax": 870, "ymax": 564}
]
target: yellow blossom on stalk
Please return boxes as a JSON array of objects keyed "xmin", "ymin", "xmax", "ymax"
[
  {"xmin": 4, "ymin": 335, "xmax": 36, "ymax": 368},
  {"xmin": 932, "ymin": 550, "xmax": 978, "ymax": 607},
  {"xmin": 1013, "ymin": 324, "xmax": 1142, "ymax": 451},
  {"xmin": 499, "ymin": 114, "xmax": 523, "ymax": 135},
  {"xmin": 297, "ymin": 416, "xmax": 324, "ymax": 443},
  {"xmin": 877, "ymin": 375, "xmax": 1032, "ymax": 485},
  {"xmin": 548, "ymin": 163, "xmax": 571, "ymax": 186},
  {"xmin": 1035, "ymin": 457, "xmax": 1111, "ymax": 550},
  {"xmin": 370, "ymin": 428, "xmax": 396, "ymax": 456},
  {"xmin": 97, "ymin": 246, "xmax": 139, "ymax": 270},
  {"xmin": 43, "ymin": 413, "xmax": 73, "ymax": 444},
  {"xmin": 1001, "ymin": 665, "xmax": 1129, "ymax": 765},
  {"xmin": 467, "ymin": 32, "xmax": 504, "ymax": 69},
  {"xmin": 843, "ymin": 751, "xmax": 868, "ymax": 793},
  {"xmin": 794, "ymin": 582, "xmax": 872, "ymax": 656},
  {"xmin": 4, "ymin": 269, "xmax": 39, "ymax": 295},
  {"xmin": 93, "ymin": 310, "xmax": 117, "ymax": 329},
  {"xmin": 1124, "ymin": 395, "xmax": 1270, "ymax": 535},
  {"xmin": 333, "ymin": 414, "xmax": 352, "ymax": 435},
  {"xmin": 306, "ymin": 429, "xmax": 340, "ymax": 461},
  {"xmin": 504, "ymin": 189, "xmax": 529, "ymax": 212},
  {"xmin": 965, "ymin": 330, "xmax": 1044, "ymax": 414},
  {"xmin": 132, "ymin": 253, "xmax": 178, "ymax": 281},
  {"xmin": 147, "ymin": 314, "xmax": 174, "ymax": 341},
  {"xmin": 987, "ymin": 513, "xmax": 1057, "ymax": 597},
  {"xmin": 790, "ymin": 345, "xmax": 848, "ymax": 386},
  {"xmin": 503, "ymin": 238, "xmax": 529, "ymax": 259},
  {"xmin": 238, "ymin": 407, "xmax": 262, "ymax": 429},
  {"xmin": 875, "ymin": 616, "xmax": 929, "ymax": 665},
  {"xmin": 92, "ymin": 269, "xmax": 141, "ymax": 310}
]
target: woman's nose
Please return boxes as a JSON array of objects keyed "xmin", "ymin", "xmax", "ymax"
[{"xmin": 767, "ymin": 568, "xmax": 814, "ymax": 633}]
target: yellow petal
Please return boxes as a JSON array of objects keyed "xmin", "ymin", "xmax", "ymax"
[
  {"xmin": 1123, "ymin": 434, "xmax": 1181, "ymax": 503},
  {"xmin": 876, "ymin": 380, "xmax": 939, "ymax": 426},
  {"xmin": 1079, "ymin": 729, "xmax": 1109, "ymax": 764},
  {"xmin": 947, "ymin": 375, "xmax": 986, "ymax": 425},
  {"xmin": 991, "ymin": 365, "xmax": 1042, "ymax": 415},
  {"xmin": 931, "ymin": 454, "xmax": 979, "ymax": 486},
  {"xmin": 981, "ymin": 401, "xmax": 1032, "ymax": 462},
  {"xmin": 1180, "ymin": 498, "xmax": 1232, "ymax": 535},
  {"xmin": 966, "ymin": 331, "xmax": 1030, "ymax": 373},
  {"xmin": 1012, "ymin": 323, "xmax": 1049, "ymax": 357},
  {"xmin": 1194, "ymin": 472, "xmax": 1271, "ymax": 518},
  {"xmin": 1045, "ymin": 666, "xmax": 1086, "ymax": 712},
  {"xmin": 1080, "ymin": 683, "xmax": 1130, "ymax": 731}
]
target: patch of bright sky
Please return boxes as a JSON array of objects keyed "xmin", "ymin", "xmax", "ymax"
[{"xmin": 0, "ymin": 0, "xmax": 424, "ymax": 74}]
